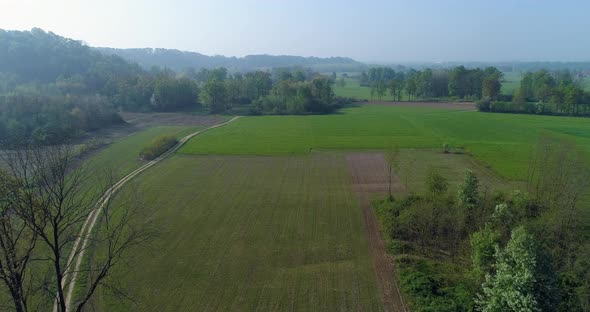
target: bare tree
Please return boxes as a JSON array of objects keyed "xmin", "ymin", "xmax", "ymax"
[
  {"xmin": 527, "ymin": 135, "xmax": 590, "ymax": 265},
  {"xmin": 69, "ymin": 182, "xmax": 153, "ymax": 312},
  {"xmin": 385, "ymin": 146, "xmax": 400, "ymax": 201},
  {"xmin": 1, "ymin": 144, "xmax": 152, "ymax": 312},
  {"xmin": 0, "ymin": 170, "xmax": 37, "ymax": 312}
]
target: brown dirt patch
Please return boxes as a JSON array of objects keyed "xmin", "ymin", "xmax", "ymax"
[
  {"xmin": 346, "ymin": 152, "xmax": 408, "ymax": 312},
  {"xmin": 347, "ymin": 153, "xmax": 403, "ymax": 194},
  {"xmin": 365, "ymin": 101, "xmax": 475, "ymax": 110}
]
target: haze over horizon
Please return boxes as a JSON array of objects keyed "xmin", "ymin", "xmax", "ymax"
[{"xmin": 2, "ymin": 0, "xmax": 590, "ymax": 63}]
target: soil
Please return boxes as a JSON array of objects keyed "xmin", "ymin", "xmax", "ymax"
[
  {"xmin": 364, "ymin": 101, "xmax": 475, "ymax": 110},
  {"xmin": 346, "ymin": 152, "xmax": 408, "ymax": 312}
]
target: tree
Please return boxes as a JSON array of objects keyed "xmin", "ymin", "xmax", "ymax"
[
  {"xmin": 527, "ymin": 136, "xmax": 589, "ymax": 264},
  {"xmin": 200, "ymin": 79, "xmax": 228, "ymax": 113},
  {"xmin": 478, "ymin": 227, "xmax": 558, "ymax": 312},
  {"xmin": 151, "ymin": 76, "xmax": 199, "ymax": 111},
  {"xmin": 426, "ymin": 168, "xmax": 448, "ymax": 197},
  {"xmin": 470, "ymin": 226, "xmax": 500, "ymax": 282},
  {"xmin": 0, "ymin": 171, "xmax": 37, "ymax": 312},
  {"xmin": 458, "ymin": 170, "xmax": 479, "ymax": 209},
  {"xmin": 482, "ymin": 75, "xmax": 502, "ymax": 100},
  {"xmin": 405, "ymin": 73, "xmax": 418, "ymax": 101},
  {"xmin": 1, "ymin": 144, "xmax": 150, "ymax": 312},
  {"xmin": 458, "ymin": 170, "xmax": 480, "ymax": 231},
  {"xmin": 385, "ymin": 147, "xmax": 400, "ymax": 200}
]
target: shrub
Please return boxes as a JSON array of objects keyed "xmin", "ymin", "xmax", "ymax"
[
  {"xmin": 476, "ymin": 98, "xmax": 491, "ymax": 112},
  {"xmin": 139, "ymin": 135, "xmax": 178, "ymax": 160}
]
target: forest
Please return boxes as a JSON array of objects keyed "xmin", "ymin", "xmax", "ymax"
[{"xmin": 0, "ymin": 29, "xmax": 341, "ymax": 145}]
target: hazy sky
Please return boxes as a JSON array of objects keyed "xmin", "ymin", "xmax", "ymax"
[{"xmin": 1, "ymin": 0, "xmax": 589, "ymax": 62}]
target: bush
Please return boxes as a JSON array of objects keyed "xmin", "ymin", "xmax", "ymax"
[
  {"xmin": 139, "ymin": 135, "xmax": 178, "ymax": 160},
  {"xmin": 476, "ymin": 98, "xmax": 491, "ymax": 112},
  {"xmin": 399, "ymin": 258, "xmax": 474, "ymax": 312}
]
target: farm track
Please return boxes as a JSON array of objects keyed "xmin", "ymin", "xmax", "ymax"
[
  {"xmin": 56, "ymin": 116, "xmax": 241, "ymax": 311},
  {"xmin": 346, "ymin": 152, "xmax": 409, "ymax": 312}
]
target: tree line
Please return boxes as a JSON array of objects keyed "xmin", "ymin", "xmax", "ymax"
[
  {"xmin": 376, "ymin": 137, "xmax": 590, "ymax": 311},
  {"xmin": 359, "ymin": 66, "xmax": 503, "ymax": 101},
  {"xmin": 477, "ymin": 69, "xmax": 590, "ymax": 116}
]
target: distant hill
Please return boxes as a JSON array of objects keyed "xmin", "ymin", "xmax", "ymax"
[
  {"xmin": 96, "ymin": 47, "xmax": 366, "ymax": 72},
  {"xmin": 0, "ymin": 28, "xmax": 142, "ymax": 84}
]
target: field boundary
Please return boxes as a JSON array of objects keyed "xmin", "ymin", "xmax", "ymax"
[
  {"xmin": 346, "ymin": 152, "xmax": 409, "ymax": 312},
  {"xmin": 56, "ymin": 116, "xmax": 241, "ymax": 311}
]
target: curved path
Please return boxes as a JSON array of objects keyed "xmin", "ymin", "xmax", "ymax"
[{"xmin": 55, "ymin": 116, "xmax": 241, "ymax": 311}]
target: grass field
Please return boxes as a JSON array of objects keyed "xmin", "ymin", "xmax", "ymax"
[
  {"xmin": 333, "ymin": 79, "xmax": 396, "ymax": 101},
  {"xmin": 393, "ymin": 149, "xmax": 524, "ymax": 194},
  {"xmin": 75, "ymin": 104, "xmax": 590, "ymax": 311},
  {"xmin": 179, "ymin": 105, "xmax": 590, "ymax": 181},
  {"xmin": 501, "ymin": 71, "xmax": 522, "ymax": 95},
  {"xmin": 98, "ymin": 153, "xmax": 381, "ymax": 311},
  {"xmin": 84, "ymin": 126, "xmax": 202, "ymax": 180}
]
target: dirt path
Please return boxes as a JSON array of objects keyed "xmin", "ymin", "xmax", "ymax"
[
  {"xmin": 346, "ymin": 153, "xmax": 409, "ymax": 312},
  {"xmin": 56, "ymin": 116, "xmax": 242, "ymax": 312}
]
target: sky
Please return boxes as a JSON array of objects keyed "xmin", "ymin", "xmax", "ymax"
[{"xmin": 1, "ymin": 0, "xmax": 589, "ymax": 63}]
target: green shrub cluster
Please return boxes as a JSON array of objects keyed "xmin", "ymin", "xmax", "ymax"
[
  {"xmin": 139, "ymin": 135, "xmax": 178, "ymax": 160},
  {"xmin": 375, "ymin": 141, "xmax": 590, "ymax": 311}
]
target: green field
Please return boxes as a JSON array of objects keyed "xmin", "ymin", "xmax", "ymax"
[
  {"xmin": 501, "ymin": 71, "xmax": 522, "ymax": 95},
  {"xmin": 84, "ymin": 126, "xmax": 202, "ymax": 180},
  {"xmin": 79, "ymin": 104, "xmax": 590, "ymax": 311},
  {"xmin": 99, "ymin": 153, "xmax": 381, "ymax": 311},
  {"xmin": 333, "ymin": 78, "xmax": 396, "ymax": 101},
  {"xmin": 179, "ymin": 105, "xmax": 590, "ymax": 180}
]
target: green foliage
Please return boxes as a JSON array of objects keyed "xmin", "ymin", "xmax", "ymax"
[
  {"xmin": 399, "ymin": 258, "xmax": 473, "ymax": 312},
  {"xmin": 151, "ymin": 76, "xmax": 199, "ymax": 111},
  {"xmin": 457, "ymin": 170, "xmax": 479, "ymax": 208},
  {"xmin": 138, "ymin": 135, "xmax": 178, "ymax": 160},
  {"xmin": 470, "ymin": 226, "xmax": 500, "ymax": 281},
  {"xmin": 478, "ymin": 226, "xmax": 559, "ymax": 312},
  {"xmin": 200, "ymin": 78, "xmax": 228, "ymax": 113},
  {"xmin": 426, "ymin": 169, "xmax": 449, "ymax": 196},
  {"xmin": 476, "ymin": 98, "xmax": 491, "ymax": 111},
  {"xmin": 490, "ymin": 69, "xmax": 590, "ymax": 116},
  {"xmin": 0, "ymin": 94, "xmax": 122, "ymax": 145},
  {"xmin": 356, "ymin": 66, "xmax": 501, "ymax": 102},
  {"xmin": 254, "ymin": 77, "xmax": 338, "ymax": 114}
]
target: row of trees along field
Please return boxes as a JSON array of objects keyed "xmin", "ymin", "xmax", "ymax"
[
  {"xmin": 359, "ymin": 66, "xmax": 503, "ymax": 101},
  {"xmin": 478, "ymin": 69, "xmax": 590, "ymax": 116},
  {"xmin": 376, "ymin": 137, "xmax": 590, "ymax": 311},
  {"xmin": 0, "ymin": 29, "xmax": 343, "ymax": 146}
]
